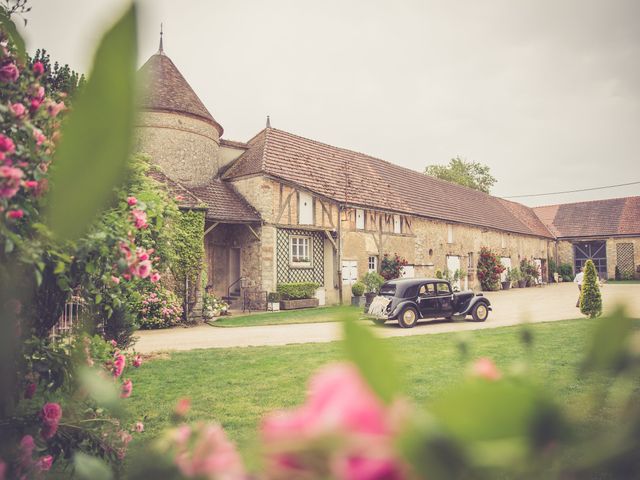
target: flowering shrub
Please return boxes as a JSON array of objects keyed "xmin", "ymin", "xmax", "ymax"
[
  {"xmin": 519, "ymin": 257, "xmax": 540, "ymax": 285},
  {"xmin": 476, "ymin": 247, "xmax": 504, "ymax": 291},
  {"xmin": 380, "ymin": 253, "xmax": 408, "ymax": 280},
  {"xmin": 202, "ymin": 292, "xmax": 228, "ymax": 319},
  {"xmin": 133, "ymin": 282, "xmax": 182, "ymax": 329}
]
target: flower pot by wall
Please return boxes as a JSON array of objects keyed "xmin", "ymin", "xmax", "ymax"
[
  {"xmin": 267, "ymin": 302, "xmax": 280, "ymax": 312},
  {"xmin": 351, "ymin": 295, "xmax": 366, "ymax": 307},
  {"xmin": 501, "ymin": 281, "xmax": 511, "ymax": 290},
  {"xmin": 518, "ymin": 280, "xmax": 527, "ymax": 288}
]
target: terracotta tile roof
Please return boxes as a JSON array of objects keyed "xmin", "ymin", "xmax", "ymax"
[
  {"xmin": 498, "ymin": 199, "xmax": 554, "ymax": 238},
  {"xmin": 138, "ymin": 54, "xmax": 223, "ymax": 136},
  {"xmin": 224, "ymin": 128, "xmax": 553, "ymax": 238},
  {"xmin": 533, "ymin": 197, "xmax": 640, "ymax": 238},
  {"xmin": 148, "ymin": 170, "xmax": 260, "ymax": 223},
  {"xmin": 188, "ymin": 180, "xmax": 261, "ymax": 223}
]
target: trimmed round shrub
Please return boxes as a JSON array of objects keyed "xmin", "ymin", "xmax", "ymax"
[{"xmin": 351, "ymin": 281, "xmax": 366, "ymax": 296}]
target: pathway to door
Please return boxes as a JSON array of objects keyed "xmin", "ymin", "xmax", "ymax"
[{"xmin": 135, "ymin": 283, "xmax": 640, "ymax": 353}]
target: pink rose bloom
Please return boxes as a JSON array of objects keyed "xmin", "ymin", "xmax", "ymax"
[
  {"xmin": 6, "ymin": 209, "xmax": 24, "ymax": 219},
  {"xmin": 123, "ymin": 273, "xmax": 131, "ymax": 281},
  {"xmin": 137, "ymin": 249, "xmax": 149, "ymax": 261},
  {"xmin": 24, "ymin": 382, "xmax": 37, "ymax": 399},
  {"xmin": 111, "ymin": 275, "xmax": 121, "ymax": 285},
  {"xmin": 136, "ymin": 260, "xmax": 152, "ymax": 279},
  {"xmin": 119, "ymin": 241, "xmax": 132, "ymax": 260},
  {"xmin": 20, "ymin": 434, "xmax": 35, "ymax": 457},
  {"xmin": 24, "ymin": 180, "xmax": 39, "ymax": 189},
  {"xmin": 110, "ymin": 339, "xmax": 118, "ymax": 348},
  {"xmin": 10, "ymin": 102, "xmax": 26, "ymax": 118},
  {"xmin": 150, "ymin": 272, "xmax": 161, "ymax": 283},
  {"xmin": 32, "ymin": 61, "xmax": 45, "ymax": 76},
  {"xmin": 30, "ymin": 98, "xmax": 42, "ymax": 112},
  {"xmin": 121, "ymin": 379, "xmax": 133, "ymax": 398},
  {"xmin": 36, "ymin": 455, "xmax": 53, "ymax": 471},
  {"xmin": 40, "ymin": 422, "xmax": 58, "ymax": 440},
  {"xmin": 46, "ymin": 100, "xmax": 65, "ymax": 117},
  {"xmin": 174, "ymin": 398, "xmax": 191, "ymax": 417},
  {"xmin": 134, "ymin": 421, "xmax": 144, "ymax": 433},
  {"xmin": 127, "ymin": 196, "xmax": 137, "ymax": 206},
  {"xmin": 0, "ymin": 134, "xmax": 15, "ymax": 154},
  {"xmin": 33, "ymin": 129, "xmax": 46, "ymax": 146},
  {"xmin": 32, "ymin": 85, "xmax": 45, "ymax": 101},
  {"xmin": 119, "ymin": 430, "xmax": 133, "ymax": 445},
  {"xmin": 333, "ymin": 454, "xmax": 405, "ymax": 480},
  {"xmin": 0, "ymin": 165, "xmax": 24, "ymax": 198},
  {"xmin": 173, "ymin": 423, "xmax": 245, "ymax": 480},
  {"xmin": 0, "ymin": 63, "xmax": 19, "ymax": 82},
  {"xmin": 41, "ymin": 402, "xmax": 62, "ymax": 426},
  {"xmin": 113, "ymin": 354, "xmax": 126, "ymax": 377},
  {"xmin": 131, "ymin": 209, "xmax": 148, "ymax": 229},
  {"xmin": 133, "ymin": 354, "xmax": 142, "ymax": 368},
  {"xmin": 471, "ymin": 357, "xmax": 501, "ymax": 381}
]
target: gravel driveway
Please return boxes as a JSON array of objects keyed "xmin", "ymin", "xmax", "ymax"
[{"xmin": 135, "ymin": 283, "xmax": 640, "ymax": 353}]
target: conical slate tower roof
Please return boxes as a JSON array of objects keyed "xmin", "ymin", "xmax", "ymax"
[{"xmin": 138, "ymin": 53, "xmax": 223, "ymax": 136}]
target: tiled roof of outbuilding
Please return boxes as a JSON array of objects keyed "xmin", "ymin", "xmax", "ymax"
[
  {"xmin": 224, "ymin": 128, "xmax": 554, "ymax": 238},
  {"xmin": 533, "ymin": 197, "xmax": 640, "ymax": 238},
  {"xmin": 138, "ymin": 53, "xmax": 223, "ymax": 136},
  {"xmin": 148, "ymin": 170, "xmax": 260, "ymax": 223}
]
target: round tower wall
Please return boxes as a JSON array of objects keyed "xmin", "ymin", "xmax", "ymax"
[{"xmin": 135, "ymin": 111, "xmax": 220, "ymax": 187}]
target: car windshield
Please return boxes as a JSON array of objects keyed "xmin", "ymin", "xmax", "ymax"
[{"xmin": 379, "ymin": 284, "xmax": 396, "ymax": 296}]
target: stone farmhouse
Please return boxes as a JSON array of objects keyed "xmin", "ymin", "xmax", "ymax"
[{"xmin": 135, "ymin": 47, "xmax": 640, "ymax": 308}]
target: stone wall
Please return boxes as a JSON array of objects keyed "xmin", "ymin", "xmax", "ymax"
[
  {"xmin": 135, "ymin": 111, "xmax": 220, "ymax": 187},
  {"xmin": 608, "ymin": 237, "xmax": 640, "ymax": 279}
]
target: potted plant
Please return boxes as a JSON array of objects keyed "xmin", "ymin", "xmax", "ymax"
[
  {"xmin": 509, "ymin": 267, "xmax": 523, "ymax": 288},
  {"xmin": 277, "ymin": 282, "xmax": 320, "ymax": 310},
  {"xmin": 267, "ymin": 292, "xmax": 281, "ymax": 312},
  {"xmin": 501, "ymin": 268, "xmax": 512, "ymax": 290},
  {"xmin": 362, "ymin": 272, "xmax": 385, "ymax": 308},
  {"xmin": 351, "ymin": 281, "xmax": 366, "ymax": 307}
]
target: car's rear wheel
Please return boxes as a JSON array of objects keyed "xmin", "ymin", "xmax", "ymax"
[
  {"xmin": 470, "ymin": 302, "xmax": 489, "ymax": 322},
  {"xmin": 398, "ymin": 307, "xmax": 418, "ymax": 328},
  {"xmin": 372, "ymin": 318, "xmax": 386, "ymax": 326}
]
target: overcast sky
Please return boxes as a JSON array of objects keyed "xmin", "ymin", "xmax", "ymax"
[{"xmin": 21, "ymin": 0, "xmax": 640, "ymax": 206}]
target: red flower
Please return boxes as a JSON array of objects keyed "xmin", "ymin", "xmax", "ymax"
[
  {"xmin": 6, "ymin": 209, "xmax": 24, "ymax": 219},
  {"xmin": 121, "ymin": 379, "xmax": 133, "ymax": 398},
  {"xmin": 32, "ymin": 61, "xmax": 45, "ymax": 76},
  {"xmin": 41, "ymin": 402, "xmax": 62, "ymax": 426},
  {"xmin": 24, "ymin": 382, "xmax": 37, "ymax": 399}
]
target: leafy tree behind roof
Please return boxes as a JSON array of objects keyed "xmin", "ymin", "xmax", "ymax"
[{"xmin": 425, "ymin": 156, "xmax": 497, "ymax": 194}]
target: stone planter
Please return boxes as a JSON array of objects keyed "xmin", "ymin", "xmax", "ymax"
[
  {"xmin": 501, "ymin": 281, "xmax": 511, "ymax": 290},
  {"xmin": 280, "ymin": 298, "xmax": 319, "ymax": 310},
  {"xmin": 267, "ymin": 302, "xmax": 280, "ymax": 312},
  {"xmin": 351, "ymin": 295, "xmax": 366, "ymax": 307},
  {"xmin": 518, "ymin": 280, "xmax": 527, "ymax": 288}
]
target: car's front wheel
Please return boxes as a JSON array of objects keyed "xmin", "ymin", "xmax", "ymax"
[
  {"xmin": 398, "ymin": 306, "xmax": 419, "ymax": 328},
  {"xmin": 470, "ymin": 302, "xmax": 489, "ymax": 322}
]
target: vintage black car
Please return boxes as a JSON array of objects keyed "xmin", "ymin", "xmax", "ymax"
[{"xmin": 367, "ymin": 278, "xmax": 491, "ymax": 328}]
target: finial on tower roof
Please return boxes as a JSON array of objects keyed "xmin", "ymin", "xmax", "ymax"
[
  {"xmin": 158, "ymin": 23, "xmax": 164, "ymax": 54},
  {"xmin": 266, "ymin": 115, "xmax": 271, "ymax": 128}
]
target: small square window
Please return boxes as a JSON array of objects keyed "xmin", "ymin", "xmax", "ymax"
[
  {"xmin": 368, "ymin": 256, "xmax": 378, "ymax": 272},
  {"xmin": 290, "ymin": 235, "xmax": 312, "ymax": 267}
]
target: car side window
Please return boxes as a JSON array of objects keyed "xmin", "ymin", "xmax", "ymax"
[
  {"xmin": 436, "ymin": 282, "xmax": 451, "ymax": 295},
  {"xmin": 418, "ymin": 283, "xmax": 436, "ymax": 298}
]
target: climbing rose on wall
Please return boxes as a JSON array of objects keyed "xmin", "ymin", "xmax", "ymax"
[{"xmin": 477, "ymin": 247, "xmax": 504, "ymax": 291}]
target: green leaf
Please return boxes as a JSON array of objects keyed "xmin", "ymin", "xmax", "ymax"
[
  {"xmin": 74, "ymin": 452, "xmax": 113, "ymax": 480},
  {"xmin": 0, "ymin": 8, "xmax": 27, "ymax": 62},
  {"xmin": 95, "ymin": 293, "xmax": 102, "ymax": 304},
  {"xmin": 342, "ymin": 311, "xmax": 402, "ymax": 403},
  {"xmin": 54, "ymin": 261, "xmax": 65, "ymax": 274},
  {"xmin": 582, "ymin": 305, "xmax": 633, "ymax": 373},
  {"xmin": 78, "ymin": 367, "xmax": 121, "ymax": 413},
  {"xmin": 46, "ymin": 4, "xmax": 138, "ymax": 240},
  {"xmin": 4, "ymin": 236, "xmax": 14, "ymax": 254}
]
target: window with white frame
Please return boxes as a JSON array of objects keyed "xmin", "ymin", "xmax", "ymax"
[
  {"xmin": 368, "ymin": 255, "xmax": 378, "ymax": 272},
  {"xmin": 447, "ymin": 224, "xmax": 453, "ymax": 244},
  {"xmin": 290, "ymin": 235, "xmax": 311, "ymax": 267},
  {"xmin": 341, "ymin": 260, "xmax": 358, "ymax": 285},
  {"xmin": 393, "ymin": 215, "xmax": 401, "ymax": 234},
  {"xmin": 356, "ymin": 209, "xmax": 365, "ymax": 230},
  {"xmin": 298, "ymin": 192, "xmax": 313, "ymax": 225}
]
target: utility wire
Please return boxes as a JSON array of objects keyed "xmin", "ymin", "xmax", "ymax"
[{"xmin": 501, "ymin": 180, "xmax": 640, "ymax": 199}]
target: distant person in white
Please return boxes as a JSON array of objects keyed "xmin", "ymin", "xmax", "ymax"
[{"xmin": 574, "ymin": 267, "xmax": 584, "ymax": 308}]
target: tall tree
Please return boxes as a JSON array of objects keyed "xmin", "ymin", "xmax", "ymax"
[{"xmin": 425, "ymin": 157, "xmax": 497, "ymax": 193}]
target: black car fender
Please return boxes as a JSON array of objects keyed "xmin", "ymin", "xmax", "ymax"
[
  {"xmin": 390, "ymin": 300, "xmax": 420, "ymax": 319},
  {"xmin": 457, "ymin": 296, "xmax": 491, "ymax": 316}
]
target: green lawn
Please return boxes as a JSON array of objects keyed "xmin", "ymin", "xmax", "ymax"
[
  {"xmin": 209, "ymin": 305, "xmax": 359, "ymax": 327},
  {"xmin": 125, "ymin": 318, "xmax": 634, "ymax": 471},
  {"xmin": 606, "ymin": 279, "xmax": 640, "ymax": 284}
]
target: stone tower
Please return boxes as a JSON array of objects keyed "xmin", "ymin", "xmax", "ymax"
[{"xmin": 136, "ymin": 39, "xmax": 223, "ymax": 187}]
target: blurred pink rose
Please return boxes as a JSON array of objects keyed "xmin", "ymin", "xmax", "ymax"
[
  {"xmin": 127, "ymin": 196, "xmax": 137, "ymax": 206},
  {"xmin": 41, "ymin": 402, "xmax": 62, "ymax": 426},
  {"xmin": 24, "ymin": 382, "xmax": 37, "ymax": 399},
  {"xmin": 0, "ymin": 63, "xmax": 19, "ymax": 82},
  {"xmin": 136, "ymin": 260, "xmax": 152, "ymax": 279},
  {"xmin": 24, "ymin": 180, "xmax": 39, "ymax": 189},
  {"xmin": 10, "ymin": 102, "xmax": 26, "ymax": 118},
  {"xmin": 36, "ymin": 455, "xmax": 53, "ymax": 471},
  {"xmin": 0, "ymin": 166, "xmax": 24, "ymax": 198},
  {"xmin": 134, "ymin": 421, "xmax": 144, "ymax": 433},
  {"xmin": 150, "ymin": 272, "xmax": 161, "ymax": 283},
  {"xmin": 32, "ymin": 61, "xmax": 44, "ymax": 76},
  {"xmin": 471, "ymin": 357, "xmax": 501, "ymax": 381},
  {"xmin": 121, "ymin": 379, "xmax": 133, "ymax": 398},
  {"xmin": 131, "ymin": 209, "xmax": 148, "ymax": 229},
  {"xmin": 0, "ymin": 134, "xmax": 15, "ymax": 154},
  {"xmin": 46, "ymin": 100, "xmax": 65, "ymax": 117},
  {"xmin": 113, "ymin": 354, "xmax": 126, "ymax": 377},
  {"xmin": 40, "ymin": 422, "xmax": 58, "ymax": 440},
  {"xmin": 33, "ymin": 129, "xmax": 46, "ymax": 146},
  {"xmin": 133, "ymin": 354, "xmax": 142, "ymax": 368},
  {"xmin": 110, "ymin": 339, "xmax": 118, "ymax": 348},
  {"xmin": 111, "ymin": 275, "xmax": 121, "ymax": 285},
  {"xmin": 174, "ymin": 398, "xmax": 191, "ymax": 417}
]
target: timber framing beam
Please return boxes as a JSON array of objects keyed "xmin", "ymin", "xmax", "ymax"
[
  {"xmin": 246, "ymin": 224, "xmax": 260, "ymax": 241},
  {"xmin": 203, "ymin": 222, "xmax": 219, "ymax": 236},
  {"xmin": 324, "ymin": 230, "xmax": 338, "ymax": 250}
]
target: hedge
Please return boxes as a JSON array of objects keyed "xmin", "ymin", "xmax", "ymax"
[{"xmin": 276, "ymin": 282, "xmax": 320, "ymax": 300}]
